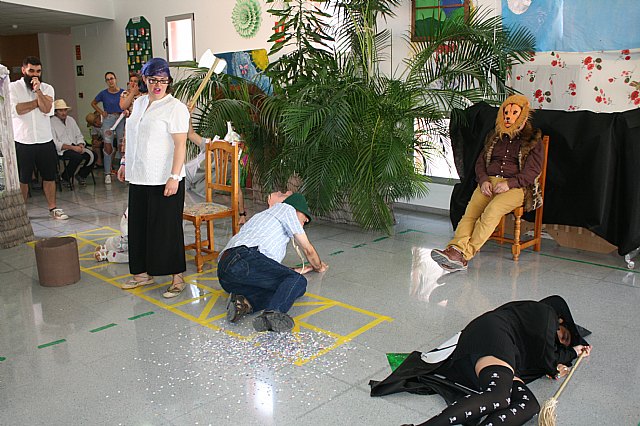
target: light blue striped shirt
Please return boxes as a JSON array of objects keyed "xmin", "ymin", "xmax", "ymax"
[{"xmin": 221, "ymin": 203, "xmax": 304, "ymax": 262}]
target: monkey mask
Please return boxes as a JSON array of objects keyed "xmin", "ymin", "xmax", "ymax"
[{"xmin": 495, "ymin": 94, "xmax": 531, "ymax": 139}]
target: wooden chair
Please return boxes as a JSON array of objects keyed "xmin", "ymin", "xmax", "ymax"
[
  {"xmin": 489, "ymin": 135, "xmax": 550, "ymax": 261},
  {"xmin": 183, "ymin": 141, "xmax": 240, "ymax": 272}
]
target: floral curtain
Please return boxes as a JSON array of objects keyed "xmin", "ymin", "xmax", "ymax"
[{"xmin": 508, "ymin": 49, "xmax": 640, "ymax": 113}]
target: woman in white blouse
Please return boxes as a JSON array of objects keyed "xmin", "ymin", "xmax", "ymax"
[{"xmin": 117, "ymin": 58, "xmax": 190, "ymax": 298}]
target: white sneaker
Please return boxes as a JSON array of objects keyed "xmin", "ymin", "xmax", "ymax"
[
  {"xmin": 50, "ymin": 208, "xmax": 69, "ymax": 220},
  {"xmin": 104, "ymin": 174, "xmax": 112, "ymax": 184}
]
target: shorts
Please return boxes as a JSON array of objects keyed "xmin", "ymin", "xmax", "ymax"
[{"xmin": 15, "ymin": 141, "xmax": 58, "ymax": 183}]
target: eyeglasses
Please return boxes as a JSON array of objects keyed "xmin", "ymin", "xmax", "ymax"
[{"xmin": 147, "ymin": 77, "xmax": 170, "ymax": 85}]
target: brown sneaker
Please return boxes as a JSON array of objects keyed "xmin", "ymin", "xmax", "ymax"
[{"xmin": 431, "ymin": 246, "xmax": 468, "ymax": 271}]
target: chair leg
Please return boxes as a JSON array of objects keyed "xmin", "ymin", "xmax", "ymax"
[
  {"xmin": 194, "ymin": 218, "xmax": 203, "ymax": 273},
  {"xmin": 533, "ymin": 208, "xmax": 544, "ymax": 252},
  {"xmin": 206, "ymin": 220, "xmax": 214, "ymax": 253},
  {"xmin": 512, "ymin": 212, "xmax": 522, "ymax": 261}
]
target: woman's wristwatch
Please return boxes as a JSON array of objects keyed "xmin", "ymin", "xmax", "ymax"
[{"xmin": 169, "ymin": 174, "xmax": 182, "ymax": 182}]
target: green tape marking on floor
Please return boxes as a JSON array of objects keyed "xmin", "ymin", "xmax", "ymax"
[
  {"xmin": 372, "ymin": 236, "xmax": 389, "ymax": 242},
  {"xmin": 90, "ymin": 323, "xmax": 118, "ymax": 333},
  {"xmin": 128, "ymin": 311, "xmax": 155, "ymax": 320},
  {"xmin": 329, "ymin": 250, "xmax": 344, "ymax": 256},
  {"xmin": 352, "ymin": 243, "xmax": 366, "ymax": 248},
  {"xmin": 0, "ymin": 356, "xmax": 6, "ymax": 362},
  {"xmin": 539, "ymin": 253, "xmax": 639, "ymax": 273},
  {"xmin": 38, "ymin": 339, "xmax": 66, "ymax": 349}
]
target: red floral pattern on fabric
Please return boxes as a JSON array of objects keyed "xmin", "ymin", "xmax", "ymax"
[{"xmin": 508, "ymin": 48, "xmax": 640, "ymax": 112}]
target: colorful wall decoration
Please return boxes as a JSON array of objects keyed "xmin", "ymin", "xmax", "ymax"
[
  {"xmin": 232, "ymin": 0, "xmax": 262, "ymax": 39},
  {"xmin": 411, "ymin": 0, "xmax": 469, "ymax": 41},
  {"xmin": 125, "ymin": 16, "xmax": 152, "ymax": 73},
  {"xmin": 217, "ymin": 48, "xmax": 272, "ymax": 95}
]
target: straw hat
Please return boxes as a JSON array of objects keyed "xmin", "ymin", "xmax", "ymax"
[
  {"xmin": 53, "ymin": 99, "xmax": 72, "ymax": 110},
  {"xmin": 85, "ymin": 112, "xmax": 99, "ymax": 127}
]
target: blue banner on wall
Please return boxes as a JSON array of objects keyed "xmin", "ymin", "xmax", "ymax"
[{"xmin": 503, "ymin": 0, "xmax": 640, "ymax": 52}]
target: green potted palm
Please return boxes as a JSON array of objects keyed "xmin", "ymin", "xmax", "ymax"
[{"xmin": 173, "ymin": 1, "xmax": 535, "ymax": 232}]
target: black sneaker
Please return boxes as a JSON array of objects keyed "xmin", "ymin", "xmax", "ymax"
[
  {"xmin": 226, "ymin": 294, "xmax": 252, "ymax": 323},
  {"xmin": 77, "ymin": 177, "xmax": 86, "ymax": 186},
  {"xmin": 252, "ymin": 311, "xmax": 295, "ymax": 333}
]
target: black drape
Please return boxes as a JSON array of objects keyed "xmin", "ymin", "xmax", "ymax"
[{"xmin": 449, "ymin": 102, "xmax": 640, "ymax": 256}]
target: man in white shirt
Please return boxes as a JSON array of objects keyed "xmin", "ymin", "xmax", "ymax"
[
  {"xmin": 51, "ymin": 99, "xmax": 94, "ymax": 186},
  {"xmin": 9, "ymin": 56, "xmax": 68, "ymax": 219}
]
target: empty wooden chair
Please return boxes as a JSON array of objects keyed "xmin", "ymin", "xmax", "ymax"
[{"xmin": 183, "ymin": 141, "xmax": 240, "ymax": 272}]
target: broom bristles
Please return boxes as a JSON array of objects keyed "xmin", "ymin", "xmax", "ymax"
[{"xmin": 538, "ymin": 397, "xmax": 558, "ymax": 426}]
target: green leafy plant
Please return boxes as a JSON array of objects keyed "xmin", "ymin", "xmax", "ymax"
[{"xmin": 173, "ymin": 2, "xmax": 535, "ymax": 232}]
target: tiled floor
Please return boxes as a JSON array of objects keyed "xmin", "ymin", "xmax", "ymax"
[{"xmin": 1, "ymin": 177, "xmax": 638, "ymax": 425}]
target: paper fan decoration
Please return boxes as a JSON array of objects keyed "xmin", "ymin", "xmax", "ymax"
[{"xmin": 232, "ymin": 0, "xmax": 262, "ymax": 38}]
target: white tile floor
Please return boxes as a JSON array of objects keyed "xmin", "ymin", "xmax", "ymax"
[{"xmin": 1, "ymin": 176, "xmax": 639, "ymax": 426}]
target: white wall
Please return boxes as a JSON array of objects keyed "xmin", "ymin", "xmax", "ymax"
[
  {"xmin": 38, "ymin": 32, "xmax": 78, "ymax": 119},
  {"xmin": 8, "ymin": 0, "xmax": 114, "ymax": 18}
]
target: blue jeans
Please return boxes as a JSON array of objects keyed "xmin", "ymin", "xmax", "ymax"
[
  {"xmin": 101, "ymin": 113, "xmax": 125, "ymax": 174},
  {"xmin": 217, "ymin": 246, "xmax": 307, "ymax": 313}
]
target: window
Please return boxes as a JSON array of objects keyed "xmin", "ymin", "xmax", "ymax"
[
  {"xmin": 411, "ymin": 0, "xmax": 469, "ymax": 42},
  {"xmin": 415, "ymin": 118, "xmax": 459, "ymax": 181},
  {"xmin": 165, "ymin": 13, "xmax": 196, "ymax": 66}
]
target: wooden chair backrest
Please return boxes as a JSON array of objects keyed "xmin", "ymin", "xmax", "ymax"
[
  {"xmin": 204, "ymin": 141, "xmax": 239, "ymax": 206},
  {"xmin": 539, "ymin": 135, "xmax": 550, "ymax": 201}
]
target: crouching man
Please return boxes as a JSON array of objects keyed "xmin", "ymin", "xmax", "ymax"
[{"xmin": 218, "ymin": 192, "xmax": 328, "ymax": 332}]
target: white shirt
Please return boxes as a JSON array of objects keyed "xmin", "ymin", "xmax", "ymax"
[
  {"xmin": 9, "ymin": 79, "xmax": 55, "ymax": 144},
  {"xmin": 124, "ymin": 94, "xmax": 189, "ymax": 185},
  {"xmin": 51, "ymin": 115, "xmax": 85, "ymax": 154},
  {"xmin": 222, "ymin": 203, "xmax": 305, "ymax": 263}
]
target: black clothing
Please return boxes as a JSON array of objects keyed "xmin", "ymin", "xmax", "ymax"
[
  {"xmin": 449, "ymin": 299, "xmax": 577, "ymax": 383},
  {"xmin": 370, "ymin": 296, "xmax": 589, "ymax": 401},
  {"xmin": 61, "ymin": 150, "xmax": 92, "ymax": 180},
  {"xmin": 128, "ymin": 181, "xmax": 186, "ymax": 276}
]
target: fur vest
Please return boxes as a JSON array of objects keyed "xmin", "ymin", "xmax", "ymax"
[{"xmin": 483, "ymin": 123, "xmax": 543, "ymax": 212}]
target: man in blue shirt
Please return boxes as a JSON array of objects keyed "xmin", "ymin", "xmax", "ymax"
[{"xmin": 217, "ymin": 193, "xmax": 328, "ymax": 332}]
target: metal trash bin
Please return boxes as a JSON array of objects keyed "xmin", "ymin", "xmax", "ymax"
[{"xmin": 34, "ymin": 237, "xmax": 81, "ymax": 287}]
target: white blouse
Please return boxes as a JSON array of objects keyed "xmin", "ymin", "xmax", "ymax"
[{"xmin": 125, "ymin": 94, "xmax": 189, "ymax": 185}]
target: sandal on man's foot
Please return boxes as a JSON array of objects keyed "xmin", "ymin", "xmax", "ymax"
[
  {"xmin": 226, "ymin": 294, "xmax": 252, "ymax": 323},
  {"xmin": 122, "ymin": 274, "xmax": 154, "ymax": 289},
  {"xmin": 162, "ymin": 275, "xmax": 186, "ymax": 299}
]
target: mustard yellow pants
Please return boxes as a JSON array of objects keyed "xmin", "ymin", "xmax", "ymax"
[{"xmin": 449, "ymin": 177, "xmax": 524, "ymax": 260}]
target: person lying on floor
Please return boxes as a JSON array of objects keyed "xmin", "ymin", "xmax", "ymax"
[
  {"xmin": 369, "ymin": 295, "xmax": 591, "ymax": 426},
  {"xmin": 217, "ymin": 192, "xmax": 328, "ymax": 333},
  {"xmin": 431, "ymin": 95, "xmax": 544, "ymax": 272}
]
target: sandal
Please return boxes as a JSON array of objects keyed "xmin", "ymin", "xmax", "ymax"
[
  {"xmin": 162, "ymin": 274, "xmax": 186, "ymax": 299},
  {"xmin": 94, "ymin": 245, "xmax": 108, "ymax": 262},
  {"xmin": 122, "ymin": 273, "xmax": 154, "ymax": 289}
]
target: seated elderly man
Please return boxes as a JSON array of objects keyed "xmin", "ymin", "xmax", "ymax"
[
  {"xmin": 218, "ymin": 192, "xmax": 328, "ymax": 333},
  {"xmin": 431, "ymin": 95, "xmax": 544, "ymax": 272},
  {"xmin": 51, "ymin": 99, "xmax": 94, "ymax": 186}
]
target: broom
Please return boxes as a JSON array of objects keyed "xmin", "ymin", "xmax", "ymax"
[{"xmin": 538, "ymin": 350, "xmax": 588, "ymax": 426}]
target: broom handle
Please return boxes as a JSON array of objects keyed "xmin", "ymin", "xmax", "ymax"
[
  {"xmin": 551, "ymin": 350, "xmax": 587, "ymax": 400},
  {"xmin": 187, "ymin": 58, "xmax": 219, "ymax": 111}
]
